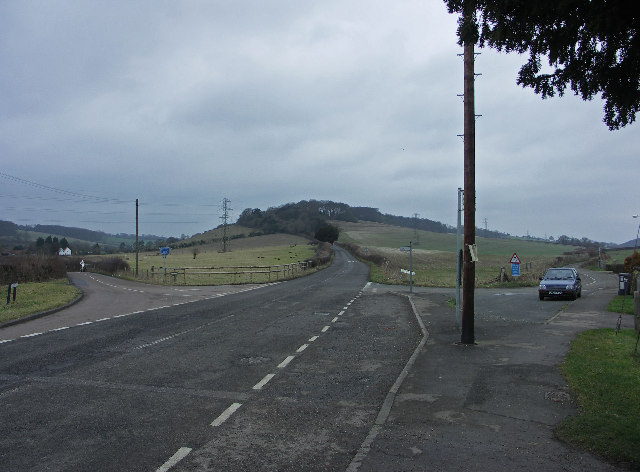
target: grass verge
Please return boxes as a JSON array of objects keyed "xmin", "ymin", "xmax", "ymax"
[
  {"xmin": 606, "ymin": 295, "xmax": 635, "ymax": 315},
  {"xmin": 0, "ymin": 278, "xmax": 81, "ymax": 324},
  {"xmin": 557, "ymin": 328, "xmax": 640, "ymax": 467}
]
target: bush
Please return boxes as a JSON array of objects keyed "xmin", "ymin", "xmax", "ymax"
[
  {"xmin": 308, "ymin": 242, "xmax": 333, "ymax": 267},
  {"xmin": 0, "ymin": 255, "xmax": 66, "ymax": 284}
]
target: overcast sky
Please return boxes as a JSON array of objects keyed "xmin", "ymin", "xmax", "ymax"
[{"xmin": 1, "ymin": 1, "xmax": 638, "ymax": 244}]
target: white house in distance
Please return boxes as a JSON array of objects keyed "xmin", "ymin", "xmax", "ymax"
[{"xmin": 58, "ymin": 247, "xmax": 72, "ymax": 256}]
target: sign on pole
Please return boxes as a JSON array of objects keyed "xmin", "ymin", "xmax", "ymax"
[
  {"xmin": 510, "ymin": 252, "xmax": 521, "ymax": 277},
  {"xmin": 161, "ymin": 247, "xmax": 170, "ymax": 282}
]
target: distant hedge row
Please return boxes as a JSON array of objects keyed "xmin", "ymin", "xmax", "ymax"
[{"xmin": 0, "ymin": 255, "xmax": 129, "ymax": 284}]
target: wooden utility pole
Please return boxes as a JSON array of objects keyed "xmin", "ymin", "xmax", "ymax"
[
  {"xmin": 135, "ymin": 198, "xmax": 139, "ymax": 277},
  {"xmin": 461, "ymin": 39, "xmax": 476, "ymax": 344},
  {"xmin": 220, "ymin": 198, "xmax": 232, "ymax": 253}
]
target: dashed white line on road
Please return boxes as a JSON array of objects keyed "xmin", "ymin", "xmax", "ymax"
[
  {"xmin": 253, "ymin": 374, "xmax": 275, "ymax": 390},
  {"xmin": 296, "ymin": 344, "xmax": 309, "ymax": 353},
  {"xmin": 321, "ymin": 325, "xmax": 330, "ymax": 333},
  {"xmin": 308, "ymin": 336, "xmax": 319, "ymax": 342},
  {"xmin": 331, "ymin": 317, "xmax": 338, "ymax": 323},
  {"xmin": 338, "ymin": 310, "xmax": 345, "ymax": 316},
  {"xmin": 277, "ymin": 355, "xmax": 295, "ymax": 369},
  {"xmin": 156, "ymin": 446, "xmax": 192, "ymax": 472},
  {"xmin": 211, "ymin": 402, "xmax": 242, "ymax": 427}
]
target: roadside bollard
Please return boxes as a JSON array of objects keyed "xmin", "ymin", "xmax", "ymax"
[{"xmin": 7, "ymin": 283, "xmax": 18, "ymax": 304}]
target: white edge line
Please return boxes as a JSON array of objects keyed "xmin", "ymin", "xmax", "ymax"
[
  {"xmin": 21, "ymin": 332, "xmax": 43, "ymax": 338},
  {"xmin": 211, "ymin": 402, "xmax": 242, "ymax": 427},
  {"xmin": 156, "ymin": 446, "xmax": 192, "ymax": 472},
  {"xmin": 277, "ymin": 355, "xmax": 295, "ymax": 369},
  {"xmin": 253, "ymin": 373, "xmax": 275, "ymax": 390}
]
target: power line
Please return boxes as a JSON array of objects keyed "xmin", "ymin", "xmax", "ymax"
[{"xmin": 0, "ymin": 172, "xmax": 131, "ymax": 204}]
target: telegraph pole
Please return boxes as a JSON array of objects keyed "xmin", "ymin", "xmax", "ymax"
[
  {"xmin": 461, "ymin": 37, "xmax": 476, "ymax": 344},
  {"xmin": 220, "ymin": 198, "xmax": 232, "ymax": 252},
  {"xmin": 135, "ymin": 198, "xmax": 139, "ymax": 277}
]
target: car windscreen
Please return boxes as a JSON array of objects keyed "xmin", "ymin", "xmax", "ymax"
[{"xmin": 545, "ymin": 269, "xmax": 574, "ymax": 280}]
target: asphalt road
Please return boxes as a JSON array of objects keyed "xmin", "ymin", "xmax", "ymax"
[
  {"xmin": 0, "ymin": 247, "xmax": 423, "ymax": 471},
  {"xmin": 0, "ymin": 255, "xmax": 623, "ymax": 471}
]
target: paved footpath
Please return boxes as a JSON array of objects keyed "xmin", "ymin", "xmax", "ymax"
[{"xmin": 352, "ymin": 270, "xmax": 632, "ymax": 471}]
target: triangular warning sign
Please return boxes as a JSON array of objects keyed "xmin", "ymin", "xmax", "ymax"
[{"xmin": 510, "ymin": 253, "xmax": 521, "ymax": 264}]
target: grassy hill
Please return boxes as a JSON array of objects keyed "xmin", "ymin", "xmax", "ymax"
[{"xmin": 334, "ymin": 220, "xmax": 588, "ymax": 287}]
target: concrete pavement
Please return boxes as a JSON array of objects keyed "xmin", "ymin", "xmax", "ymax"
[{"xmin": 351, "ymin": 270, "xmax": 630, "ymax": 471}]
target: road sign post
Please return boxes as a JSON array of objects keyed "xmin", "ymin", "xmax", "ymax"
[
  {"xmin": 510, "ymin": 253, "xmax": 521, "ymax": 278},
  {"xmin": 161, "ymin": 247, "xmax": 171, "ymax": 282}
]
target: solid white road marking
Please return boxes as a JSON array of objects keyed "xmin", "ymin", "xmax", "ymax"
[
  {"xmin": 211, "ymin": 402, "xmax": 242, "ymax": 427},
  {"xmin": 277, "ymin": 356, "xmax": 295, "ymax": 369},
  {"xmin": 156, "ymin": 447, "xmax": 192, "ymax": 472},
  {"xmin": 253, "ymin": 374, "xmax": 275, "ymax": 390}
]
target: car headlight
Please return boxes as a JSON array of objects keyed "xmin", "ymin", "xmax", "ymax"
[
  {"xmin": 566, "ymin": 284, "xmax": 573, "ymax": 290},
  {"xmin": 539, "ymin": 284, "xmax": 546, "ymax": 290}
]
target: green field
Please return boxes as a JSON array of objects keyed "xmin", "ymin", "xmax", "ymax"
[
  {"xmin": 336, "ymin": 221, "xmax": 586, "ymax": 287},
  {"xmin": 114, "ymin": 233, "xmax": 320, "ymax": 285},
  {"xmin": 0, "ymin": 279, "xmax": 81, "ymax": 324}
]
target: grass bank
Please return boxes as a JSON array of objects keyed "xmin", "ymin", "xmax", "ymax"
[
  {"xmin": 607, "ymin": 295, "xmax": 635, "ymax": 315},
  {"xmin": 557, "ymin": 329, "xmax": 640, "ymax": 467},
  {"xmin": 0, "ymin": 278, "xmax": 81, "ymax": 325},
  {"xmin": 336, "ymin": 221, "xmax": 588, "ymax": 288}
]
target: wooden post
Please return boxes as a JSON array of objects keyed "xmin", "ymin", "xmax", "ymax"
[{"xmin": 461, "ymin": 38, "xmax": 476, "ymax": 345}]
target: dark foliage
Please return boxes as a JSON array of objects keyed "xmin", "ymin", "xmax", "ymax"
[
  {"xmin": 446, "ymin": 0, "xmax": 640, "ymax": 129},
  {"xmin": 0, "ymin": 220, "xmax": 18, "ymax": 237},
  {"xmin": 236, "ymin": 199, "xmax": 514, "ymax": 240},
  {"xmin": 0, "ymin": 255, "xmax": 66, "ymax": 284},
  {"xmin": 314, "ymin": 223, "xmax": 340, "ymax": 243}
]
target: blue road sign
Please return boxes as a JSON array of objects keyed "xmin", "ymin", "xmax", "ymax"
[
  {"xmin": 511, "ymin": 263, "xmax": 520, "ymax": 277},
  {"xmin": 161, "ymin": 247, "xmax": 170, "ymax": 256}
]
